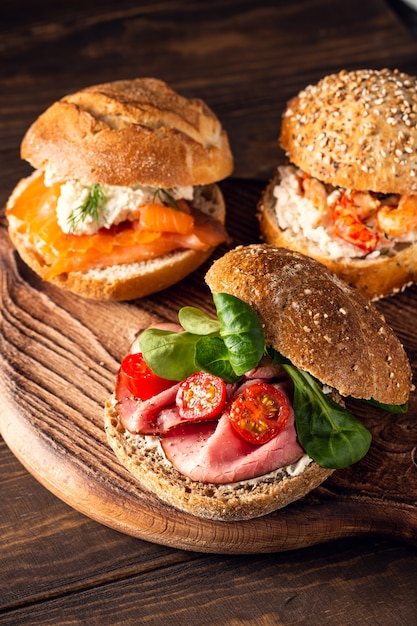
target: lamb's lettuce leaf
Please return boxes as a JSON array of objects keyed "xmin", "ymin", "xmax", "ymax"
[{"xmin": 139, "ymin": 293, "xmax": 264, "ymax": 383}]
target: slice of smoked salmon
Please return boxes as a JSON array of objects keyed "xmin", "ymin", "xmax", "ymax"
[
  {"xmin": 7, "ymin": 172, "xmax": 229, "ymax": 278},
  {"xmin": 139, "ymin": 203, "xmax": 194, "ymax": 235}
]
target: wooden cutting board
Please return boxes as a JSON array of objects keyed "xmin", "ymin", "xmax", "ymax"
[{"xmin": 0, "ymin": 178, "xmax": 416, "ymax": 554}]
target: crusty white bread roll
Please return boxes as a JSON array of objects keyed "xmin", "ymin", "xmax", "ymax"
[
  {"xmin": 258, "ymin": 68, "xmax": 417, "ymax": 300},
  {"xmin": 6, "ymin": 78, "xmax": 233, "ymax": 301},
  {"xmin": 21, "ymin": 78, "xmax": 233, "ymax": 188},
  {"xmin": 104, "ymin": 244, "xmax": 412, "ymax": 521}
]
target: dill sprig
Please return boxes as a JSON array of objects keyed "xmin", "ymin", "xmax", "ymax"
[
  {"xmin": 153, "ymin": 188, "xmax": 179, "ymax": 210},
  {"xmin": 67, "ymin": 184, "xmax": 106, "ymax": 232}
]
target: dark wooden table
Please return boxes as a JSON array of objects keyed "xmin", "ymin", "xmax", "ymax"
[{"xmin": 1, "ymin": 1, "xmax": 417, "ymax": 624}]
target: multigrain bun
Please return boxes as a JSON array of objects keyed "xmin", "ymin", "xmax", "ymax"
[
  {"xmin": 104, "ymin": 401, "xmax": 333, "ymax": 521},
  {"xmin": 259, "ymin": 68, "xmax": 417, "ymax": 300},
  {"xmin": 258, "ymin": 171, "xmax": 417, "ymax": 301},
  {"xmin": 7, "ymin": 78, "xmax": 233, "ymax": 301},
  {"xmin": 205, "ymin": 245, "xmax": 412, "ymax": 405},
  {"xmin": 280, "ymin": 68, "xmax": 417, "ymax": 195},
  {"xmin": 21, "ymin": 78, "xmax": 233, "ymax": 188},
  {"xmin": 104, "ymin": 244, "xmax": 412, "ymax": 521}
]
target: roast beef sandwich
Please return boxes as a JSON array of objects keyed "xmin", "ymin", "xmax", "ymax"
[
  {"xmin": 258, "ymin": 68, "xmax": 417, "ymax": 300},
  {"xmin": 104, "ymin": 244, "xmax": 412, "ymax": 521},
  {"xmin": 6, "ymin": 78, "xmax": 233, "ymax": 300}
]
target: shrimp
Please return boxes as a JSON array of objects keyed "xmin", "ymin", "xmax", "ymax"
[
  {"xmin": 301, "ymin": 176, "xmax": 328, "ymax": 212},
  {"xmin": 376, "ymin": 194, "xmax": 417, "ymax": 238},
  {"xmin": 350, "ymin": 191, "xmax": 380, "ymax": 220},
  {"xmin": 332, "ymin": 195, "xmax": 379, "ymax": 252}
]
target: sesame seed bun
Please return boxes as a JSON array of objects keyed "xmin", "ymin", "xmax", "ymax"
[{"xmin": 281, "ymin": 68, "xmax": 417, "ymax": 195}]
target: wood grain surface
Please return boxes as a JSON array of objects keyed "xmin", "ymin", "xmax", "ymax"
[
  {"xmin": 1, "ymin": 177, "xmax": 416, "ymax": 553},
  {"xmin": 2, "ymin": 0, "xmax": 417, "ymax": 623}
]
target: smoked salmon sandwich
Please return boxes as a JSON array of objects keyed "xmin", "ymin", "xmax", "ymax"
[
  {"xmin": 104, "ymin": 244, "xmax": 412, "ymax": 521},
  {"xmin": 6, "ymin": 78, "xmax": 233, "ymax": 300},
  {"xmin": 258, "ymin": 68, "xmax": 417, "ymax": 300}
]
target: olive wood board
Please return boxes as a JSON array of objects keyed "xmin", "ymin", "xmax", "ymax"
[{"xmin": 0, "ymin": 179, "xmax": 416, "ymax": 554}]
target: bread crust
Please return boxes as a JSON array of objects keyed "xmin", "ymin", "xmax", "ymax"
[
  {"xmin": 257, "ymin": 171, "xmax": 417, "ymax": 300},
  {"xmin": 205, "ymin": 244, "xmax": 412, "ymax": 405},
  {"xmin": 7, "ymin": 176, "xmax": 226, "ymax": 301},
  {"xmin": 21, "ymin": 78, "xmax": 233, "ymax": 187},
  {"xmin": 281, "ymin": 68, "xmax": 417, "ymax": 195},
  {"xmin": 104, "ymin": 397, "xmax": 333, "ymax": 521}
]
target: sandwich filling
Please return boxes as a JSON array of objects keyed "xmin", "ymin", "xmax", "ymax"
[
  {"xmin": 6, "ymin": 170, "xmax": 229, "ymax": 278},
  {"xmin": 273, "ymin": 165, "xmax": 417, "ymax": 259},
  {"xmin": 114, "ymin": 346, "xmax": 307, "ymax": 485},
  {"xmin": 48, "ymin": 174, "xmax": 196, "ymax": 236},
  {"xmin": 109, "ymin": 291, "xmax": 397, "ymax": 488}
]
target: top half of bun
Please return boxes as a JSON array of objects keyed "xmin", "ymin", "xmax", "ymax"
[
  {"xmin": 205, "ymin": 244, "xmax": 412, "ymax": 406},
  {"xmin": 20, "ymin": 78, "xmax": 234, "ymax": 188},
  {"xmin": 280, "ymin": 68, "xmax": 417, "ymax": 195}
]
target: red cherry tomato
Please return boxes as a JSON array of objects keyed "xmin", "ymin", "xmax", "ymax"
[
  {"xmin": 119, "ymin": 352, "xmax": 174, "ymax": 400},
  {"xmin": 176, "ymin": 372, "xmax": 227, "ymax": 420},
  {"xmin": 228, "ymin": 382, "xmax": 290, "ymax": 445}
]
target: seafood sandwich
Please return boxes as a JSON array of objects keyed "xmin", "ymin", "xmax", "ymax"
[
  {"xmin": 258, "ymin": 68, "xmax": 417, "ymax": 300},
  {"xmin": 6, "ymin": 78, "xmax": 233, "ymax": 300}
]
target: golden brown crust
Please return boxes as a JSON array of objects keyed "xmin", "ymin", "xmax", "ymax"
[
  {"xmin": 257, "ymin": 172, "xmax": 417, "ymax": 300},
  {"xmin": 205, "ymin": 244, "xmax": 412, "ymax": 405},
  {"xmin": 104, "ymin": 397, "xmax": 333, "ymax": 521},
  {"xmin": 21, "ymin": 78, "xmax": 234, "ymax": 187},
  {"xmin": 7, "ymin": 176, "xmax": 226, "ymax": 301},
  {"xmin": 281, "ymin": 68, "xmax": 417, "ymax": 195}
]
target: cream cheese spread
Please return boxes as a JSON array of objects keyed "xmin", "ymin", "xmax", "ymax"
[{"xmin": 45, "ymin": 176, "xmax": 194, "ymax": 235}]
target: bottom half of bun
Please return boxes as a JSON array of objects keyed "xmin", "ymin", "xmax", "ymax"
[
  {"xmin": 7, "ymin": 179, "xmax": 226, "ymax": 301},
  {"xmin": 104, "ymin": 396, "xmax": 334, "ymax": 522},
  {"xmin": 11, "ymin": 239, "xmax": 217, "ymax": 301},
  {"xmin": 258, "ymin": 174, "xmax": 417, "ymax": 301}
]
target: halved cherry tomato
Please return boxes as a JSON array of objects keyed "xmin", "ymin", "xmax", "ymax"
[
  {"xmin": 176, "ymin": 372, "xmax": 227, "ymax": 420},
  {"xmin": 228, "ymin": 382, "xmax": 290, "ymax": 445},
  {"xmin": 119, "ymin": 352, "xmax": 174, "ymax": 400}
]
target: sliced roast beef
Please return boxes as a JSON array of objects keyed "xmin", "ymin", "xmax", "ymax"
[
  {"xmin": 116, "ymin": 349, "xmax": 303, "ymax": 484},
  {"xmin": 244, "ymin": 357, "xmax": 286, "ymax": 381},
  {"xmin": 116, "ymin": 377, "xmax": 181, "ymax": 434},
  {"xmin": 161, "ymin": 386, "xmax": 303, "ymax": 484}
]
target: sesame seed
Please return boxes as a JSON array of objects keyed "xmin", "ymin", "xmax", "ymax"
[{"xmin": 285, "ymin": 68, "xmax": 417, "ymax": 193}]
